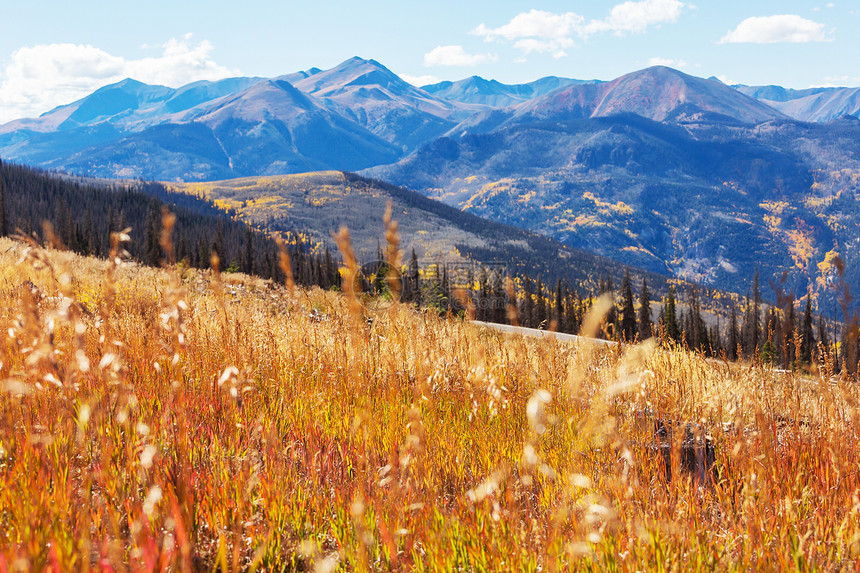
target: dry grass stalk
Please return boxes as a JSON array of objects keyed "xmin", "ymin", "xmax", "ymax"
[
  {"xmin": 274, "ymin": 235, "xmax": 296, "ymax": 295},
  {"xmin": 333, "ymin": 225, "xmax": 362, "ymax": 317},
  {"xmin": 1, "ymin": 235, "xmax": 860, "ymax": 571},
  {"xmin": 382, "ymin": 201, "xmax": 402, "ymax": 303}
]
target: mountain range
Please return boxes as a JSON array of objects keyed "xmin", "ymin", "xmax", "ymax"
[
  {"xmin": 2, "ymin": 58, "xmax": 858, "ymax": 181},
  {"xmin": 734, "ymin": 84, "xmax": 860, "ymax": 123},
  {"xmin": 1, "ymin": 57, "xmax": 860, "ymax": 310}
]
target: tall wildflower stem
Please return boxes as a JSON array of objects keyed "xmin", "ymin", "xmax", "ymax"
[
  {"xmin": 334, "ymin": 226, "xmax": 363, "ymax": 318},
  {"xmin": 382, "ymin": 201, "xmax": 402, "ymax": 304},
  {"xmin": 275, "ymin": 235, "xmax": 296, "ymax": 296}
]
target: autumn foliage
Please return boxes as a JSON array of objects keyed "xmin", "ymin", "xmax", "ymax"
[{"xmin": 1, "ymin": 234, "xmax": 860, "ymax": 571}]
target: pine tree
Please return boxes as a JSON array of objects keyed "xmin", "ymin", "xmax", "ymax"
[
  {"xmin": 143, "ymin": 203, "xmax": 161, "ymax": 266},
  {"xmin": 662, "ymin": 286, "xmax": 680, "ymax": 343},
  {"xmin": 783, "ymin": 301, "xmax": 797, "ymax": 369},
  {"xmin": 492, "ymin": 272, "xmax": 506, "ymax": 324},
  {"xmin": 774, "ymin": 307, "xmax": 783, "ymax": 363},
  {"xmin": 764, "ymin": 308, "xmax": 779, "ymax": 365},
  {"xmin": 326, "ymin": 248, "xmax": 339, "ymax": 290},
  {"xmin": 83, "ymin": 208, "xmax": 95, "ymax": 255},
  {"xmin": 476, "ymin": 269, "xmax": 487, "ymax": 321},
  {"xmin": 749, "ymin": 270, "xmax": 762, "ymax": 355},
  {"xmin": 687, "ymin": 286, "xmax": 703, "ymax": 350},
  {"xmin": 638, "ymin": 277, "xmax": 652, "ymax": 340},
  {"xmin": 818, "ymin": 316, "xmax": 830, "ymax": 356},
  {"xmin": 620, "ymin": 269, "xmax": 636, "ymax": 341},
  {"xmin": 263, "ymin": 247, "xmax": 275, "ymax": 280},
  {"xmin": 521, "ymin": 276, "xmax": 534, "ymax": 328},
  {"xmin": 711, "ymin": 321, "xmax": 722, "ymax": 356},
  {"xmin": 440, "ymin": 265, "xmax": 451, "ymax": 313},
  {"xmin": 213, "ymin": 222, "xmax": 225, "ymax": 267},
  {"xmin": 728, "ymin": 305, "xmax": 740, "ymax": 360},
  {"xmin": 554, "ymin": 279, "xmax": 564, "ymax": 330},
  {"xmin": 571, "ymin": 290, "xmax": 583, "ymax": 334},
  {"xmin": 54, "ymin": 199, "xmax": 73, "ymax": 248},
  {"xmin": 243, "ymin": 224, "xmax": 254, "ymax": 274},
  {"xmin": 604, "ymin": 277, "xmax": 617, "ymax": 338},
  {"xmin": 679, "ymin": 309, "xmax": 690, "ymax": 347},
  {"xmin": 535, "ymin": 278, "xmax": 547, "ymax": 328},
  {"xmin": 0, "ymin": 159, "xmax": 8, "ymax": 237},
  {"xmin": 801, "ymin": 295, "xmax": 815, "ymax": 364},
  {"xmin": 198, "ymin": 240, "xmax": 211, "ymax": 269}
]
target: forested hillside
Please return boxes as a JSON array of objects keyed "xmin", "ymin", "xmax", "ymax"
[
  {"xmin": 0, "ymin": 160, "xmax": 338, "ymax": 287},
  {"xmin": 1, "ymin": 159, "xmax": 856, "ymax": 372}
]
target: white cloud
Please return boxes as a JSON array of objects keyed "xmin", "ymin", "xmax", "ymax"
[
  {"xmin": 471, "ymin": 9, "xmax": 580, "ymax": 58},
  {"xmin": 814, "ymin": 74, "xmax": 860, "ymax": 87},
  {"xmin": 513, "ymin": 38, "xmax": 576, "ymax": 59},
  {"xmin": 472, "ymin": 10, "xmax": 584, "ymax": 42},
  {"xmin": 471, "ymin": 1, "xmax": 689, "ymax": 60},
  {"xmin": 714, "ymin": 74, "xmax": 738, "ymax": 85},
  {"xmin": 424, "ymin": 45, "xmax": 497, "ymax": 67},
  {"xmin": 0, "ymin": 35, "xmax": 238, "ymax": 123},
  {"xmin": 585, "ymin": 0, "xmax": 688, "ymax": 35},
  {"xmin": 647, "ymin": 57, "xmax": 688, "ymax": 68},
  {"xmin": 719, "ymin": 15, "xmax": 829, "ymax": 44},
  {"xmin": 399, "ymin": 73, "xmax": 441, "ymax": 87}
]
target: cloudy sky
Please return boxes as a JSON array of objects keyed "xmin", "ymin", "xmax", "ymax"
[{"xmin": 1, "ymin": 0, "xmax": 857, "ymax": 123}]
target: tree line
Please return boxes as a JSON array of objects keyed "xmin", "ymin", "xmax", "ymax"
[
  {"xmin": 0, "ymin": 160, "xmax": 339, "ymax": 289},
  {"xmin": 395, "ymin": 256, "xmax": 858, "ymax": 374},
  {"xmin": 2, "ymin": 159, "xmax": 858, "ymax": 375},
  {"xmin": 503, "ymin": 268, "xmax": 856, "ymax": 374}
]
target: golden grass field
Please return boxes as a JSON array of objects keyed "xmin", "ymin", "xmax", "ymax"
[{"xmin": 1, "ymin": 230, "xmax": 860, "ymax": 572}]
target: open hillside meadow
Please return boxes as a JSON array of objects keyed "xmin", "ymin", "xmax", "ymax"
[{"xmin": 2, "ymin": 231, "xmax": 860, "ymax": 572}]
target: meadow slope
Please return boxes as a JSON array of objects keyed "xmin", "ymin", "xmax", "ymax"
[{"xmin": 0, "ymin": 236, "xmax": 859, "ymax": 571}]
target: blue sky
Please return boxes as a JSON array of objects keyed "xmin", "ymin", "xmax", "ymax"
[{"xmin": 1, "ymin": 0, "xmax": 858, "ymax": 123}]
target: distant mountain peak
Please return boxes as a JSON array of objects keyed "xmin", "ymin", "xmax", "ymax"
[
  {"xmin": 107, "ymin": 77, "xmax": 147, "ymax": 89},
  {"xmin": 89, "ymin": 77, "xmax": 172, "ymax": 97},
  {"xmin": 287, "ymin": 57, "xmax": 462, "ymax": 151},
  {"xmin": 293, "ymin": 56, "xmax": 411, "ymax": 97},
  {"xmin": 199, "ymin": 77, "xmax": 318, "ymax": 121},
  {"xmin": 335, "ymin": 56, "xmax": 394, "ymax": 75},
  {"xmin": 641, "ymin": 64, "xmax": 676, "ymax": 73},
  {"xmin": 734, "ymin": 83, "xmax": 860, "ymax": 121},
  {"xmin": 593, "ymin": 65, "xmax": 786, "ymax": 123},
  {"xmin": 422, "ymin": 74, "xmax": 587, "ymax": 108}
]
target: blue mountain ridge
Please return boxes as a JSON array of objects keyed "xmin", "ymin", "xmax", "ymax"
[{"xmin": 2, "ymin": 58, "xmax": 857, "ymax": 179}]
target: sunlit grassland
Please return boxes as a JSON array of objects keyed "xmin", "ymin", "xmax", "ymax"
[{"xmin": 1, "ymin": 234, "xmax": 859, "ymax": 572}]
